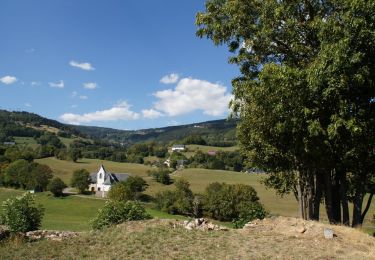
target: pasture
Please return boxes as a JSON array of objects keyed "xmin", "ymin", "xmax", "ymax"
[{"xmin": 3, "ymin": 157, "xmax": 374, "ymax": 232}]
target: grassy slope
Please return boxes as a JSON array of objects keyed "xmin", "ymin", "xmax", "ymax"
[
  {"xmin": 35, "ymin": 157, "xmax": 375, "ymax": 227},
  {"xmin": 0, "ymin": 219, "xmax": 374, "ymax": 259},
  {"xmin": 0, "ymin": 188, "xmax": 188, "ymax": 231}
]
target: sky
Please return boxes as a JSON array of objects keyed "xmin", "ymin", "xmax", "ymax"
[{"xmin": 0, "ymin": 0, "xmax": 238, "ymax": 130}]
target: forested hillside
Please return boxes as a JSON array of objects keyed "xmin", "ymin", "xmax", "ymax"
[
  {"xmin": 73, "ymin": 119, "xmax": 237, "ymax": 146},
  {"xmin": 0, "ymin": 109, "xmax": 237, "ymax": 147}
]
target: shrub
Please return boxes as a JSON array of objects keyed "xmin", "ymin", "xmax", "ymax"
[
  {"xmin": 149, "ymin": 168, "xmax": 172, "ymax": 185},
  {"xmin": 203, "ymin": 182, "xmax": 267, "ymax": 226},
  {"xmin": 108, "ymin": 176, "xmax": 148, "ymax": 201},
  {"xmin": 0, "ymin": 193, "xmax": 44, "ymax": 233},
  {"xmin": 90, "ymin": 200, "xmax": 151, "ymax": 230},
  {"xmin": 71, "ymin": 169, "xmax": 90, "ymax": 194},
  {"xmin": 48, "ymin": 177, "xmax": 67, "ymax": 197},
  {"xmin": 233, "ymin": 202, "xmax": 267, "ymax": 228},
  {"xmin": 155, "ymin": 179, "xmax": 194, "ymax": 215}
]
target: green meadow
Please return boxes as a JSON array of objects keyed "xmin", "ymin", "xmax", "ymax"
[{"xmin": 1, "ymin": 157, "xmax": 374, "ymax": 232}]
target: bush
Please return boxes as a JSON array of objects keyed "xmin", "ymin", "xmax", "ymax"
[
  {"xmin": 233, "ymin": 202, "xmax": 267, "ymax": 228},
  {"xmin": 149, "ymin": 168, "xmax": 172, "ymax": 185},
  {"xmin": 108, "ymin": 176, "xmax": 148, "ymax": 201},
  {"xmin": 48, "ymin": 177, "xmax": 67, "ymax": 197},
  {"xmin": 0, "ymin": 193, "xmax": 44, "ymax": 233},
  {"xmin": 203, "ymin": 182, "xmax": 267, "ymax": 227},
  {"xmin": 71, "ymin": 169, "xmax": 90, "ymax": 194},
  {"xmin": 90, "ymin": 200, "xmax": 151, "ymax": 230},
  {"xmin": 155, "ymin": 179, "xmax": 194, "ymax": 215}
]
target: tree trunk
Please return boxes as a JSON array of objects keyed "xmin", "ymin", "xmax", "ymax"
[
  {"xmin": 331, "ymin": 172, "xmax": 341, "ymax": 224},
  {"xmin": 339, "ymin": 173, "xmax": 350, "ymax": 226},
  {"xmin": 311, "ymin": 173, "xmax": 322, "ymax": 221},
  {"xmin": 323, "ymin": 171, "xmax": 335, "ymax": 223},
  {"xmin": 361, "ymin": 193, "xmax": 374, "ymax": 224},
  {"xmin": 352, "ymin": 192, "xmax": 364, "ymax": 228},
  {"xmin": 297, "ymin": 171, "xmax": 306, "ymax": 220}
]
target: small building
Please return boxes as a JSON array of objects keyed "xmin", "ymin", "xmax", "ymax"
[
  {"xmin": 3, "ymin": 141, "xmax": 15, "ymax": 146},
  {"xmin": 207, "ymin": 150, "xmax": 217, "ymax": 156},
  {"xmin": 89, "ymin": 165, "xmax": 129, "ymax": 198},
  {"xmin": 171, "ymin": 144, "xmax": 185, "ymax": 152}
]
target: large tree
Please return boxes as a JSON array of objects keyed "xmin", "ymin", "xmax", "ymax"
[{"xmin": 196, "ymin": 0, "xmax": 374, "ymax": 226}]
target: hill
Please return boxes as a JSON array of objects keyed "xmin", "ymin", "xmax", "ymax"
[
  {"xmin": 0, "ymin": 109, "xmax": 237, "ymax": 146},
  {"xmin": 72, "ymin": 119, "xmax": 237, "ymax": 146},
  {"xmin": 1, "ymin": 217, "xmax": 374, "ymax": 259},
  {"xmin": 0, "ymin": 110, "xmax": 85, "ymax": 142}
]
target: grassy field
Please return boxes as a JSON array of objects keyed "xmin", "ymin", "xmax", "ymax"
[
  {"xmin": 0, "ymin": 188, "xmax": 189, "ymax": 231},
  {"xmin": 16, "ymin": 157, "xmax": 375, "ymax": 232},
  {"xmin": 183, "ymin": 144, "xmax": 238, "ymax": 158},
  {"xmin": 13, "ymin": 137, "xmax": 39, "ymax": 149}
]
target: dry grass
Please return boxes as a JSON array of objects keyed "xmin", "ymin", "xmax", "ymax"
[{"xmin": 0, "ymin": 217, "xmax": 374, "ymax": 259}]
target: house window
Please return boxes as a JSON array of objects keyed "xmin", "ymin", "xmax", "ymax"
[
  {"xmin": 99, "ymin": 173, "xmax": 102, "ymax": 179},
  {"xmin": 98, "ymin": 187, "xmax": 101, "ymax": 191}
]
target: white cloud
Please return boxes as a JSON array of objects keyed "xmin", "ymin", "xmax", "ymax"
[
  {"xmin": 71, "ymin": 105, "xmax": 78, "ymax": 108},
  {"xmin": 60, "ymin": 101, "xmax": 139, "ymax": 125},
  {"xmin": 30, "ymin": 81, "xmax": 41, "ymax": 86},
  {"xmin": 49, "ymin": 80, "xmax": 64, "ymax": 88},
  {"xmin": 153, "ymin": 77, "xmax": 233, "ymax": 117},
  {"xmin": 71, "ymin": 91, "xmax": 78, "ymax": 97},
  {"xmin": 142, "ymin": 109, "xmax": 164, "ymax": 119},
  {"xmin": 0, "ymin": 75, "xmax": 17, "ymax": 85},
  {"xmin": 24, "ymin": 103, "xmax": 32, "ymax": 107},
  {"xmin": 69, "ymin": 60, "xmax": 95, "ymax": 71},
  {"xmin": 160, "ymin": 73, "xmax": 179, "ymax": 84},
  {"xmin": 83, "ymin": 82, "xmax": 97, "ymax": 89},
  {"xmin": 79, "ymin": 95, "xmax": 88, "ymax": 100}
]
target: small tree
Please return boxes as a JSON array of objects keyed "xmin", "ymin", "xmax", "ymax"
[
  {"xmin": 0, "ymin": 193, "xmax": 44, "ymax": 233},
  {"xmin": 71, "ymin": 169, "xmax": 90, "ymax": 194},
  {"xmin": 149, "ymin": 168, "xmax": 172, "ymax": 185},
  {"xmin": 155, "ymin": 179, "xmax": 194, "ymax": 215},
  {"xmin": 108, "ymin": 176, "xmax": 148, "ymax": 201},
  {"xmin": 48, "ymin": 177, "xmax": 67, "ymax": 197},
  {"xmin": 90, "ymin": 200, "xmax": 151, "ymax": 230},
  {"xmin": 203, "ymin": 182, "xmax": 267, "ymax": 227}
]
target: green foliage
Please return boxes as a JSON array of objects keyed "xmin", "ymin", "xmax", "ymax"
[
  {"xmin": 0, "ymin": 192, "xmax": 44, "ymax": 233},
  {"xmin": 47, "ymin": 177, "xmax": 67, "ymax": 197},
  {"xmin": 27, "ymin": 163, "xmax": 53, "ymax": 191},
  {"xmin": 203, "ymin": 182, "xmax": 266, "ymax": 224},
  {"xmin": 71, "ymin": 169, "xmax": 90, "ymax": 194},
  {"xmin": 4, "ymin": 146, "xmax": 35, "ymax": 162},
  {"xmin": 108, "ymin": 176, "xmax": 148, "ymax": 201},
  {"xmin": 90, "ymin": 200, "xmax": 151, "ymax": 230},
  {"xmin": 155, "ymin": 179, "xmax": 194, "ymax": 215},
  {"xmin": 183, "ymin": 134, "xmax": 207, "ymax": 145},
  {"xmin": 149, "ymin": 168, "xmax": 172, "ymax": 185},
  {"xmin": 197, "ymin": 0, "xmax": 375, "ymax": 225},
  {"xmin": 68, "ymin": 148, "xmax": 82, "ymax": 162},
  {"xmin": 1, "ymin": 160, "xmax": 52, "ymax": 191}
]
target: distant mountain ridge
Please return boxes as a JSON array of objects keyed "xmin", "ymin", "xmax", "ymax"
[
  {"xmin": 72, "ymin": 119, "xmax": 237, "ymax": 146},
  {"xmin": 0, "ymin": 110, "xmax": 237, "ymax": 146}
]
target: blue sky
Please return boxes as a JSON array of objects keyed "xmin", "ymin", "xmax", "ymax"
[{"xmin": 0, "ymin": 0, "xmax": 237, "ymax": 130}]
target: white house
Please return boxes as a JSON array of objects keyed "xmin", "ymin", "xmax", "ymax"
[
  {"xmin": 89, "ymin": 165, "xmax": 129, "ymax": 197},
  {"xmin": 171, "ymin": 144, "xmax": 185, "ymax": 152}
]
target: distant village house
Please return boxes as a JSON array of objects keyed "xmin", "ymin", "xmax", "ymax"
[
  {"xmin": 89, "ymin": 165, "xmax": 129, "ymax": 198},
  {"xmin": 171, "ymin": 144, "xmax": 185, "ymax": 152}
]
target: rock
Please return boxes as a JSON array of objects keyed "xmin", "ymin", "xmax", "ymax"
[
  {"xmin": 25, "ymin": 230, "xmax": 79, "ymax": 241},
  {"xmin": 297, "ymin": 226, "xmax": 307, "ymax": 234},
  {"xmin": 324, "ymin": 228, "xmax": 334, "ymax": 239},
  {"xmin": 180, "ymin": 218, "xmax": 227, "ymax": 231}
]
